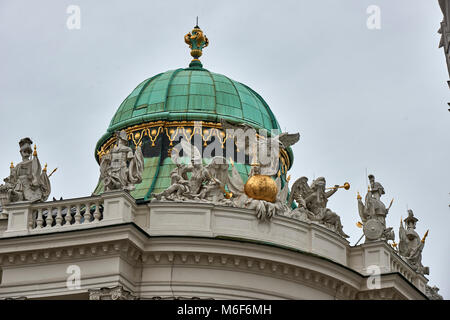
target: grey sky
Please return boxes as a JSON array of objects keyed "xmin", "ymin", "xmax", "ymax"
[{"xmin": 0, "ymin": 0, "xmax": 449, "ymax": 298}]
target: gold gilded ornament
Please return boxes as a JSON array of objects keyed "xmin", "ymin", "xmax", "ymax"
[{"xmin": 244, "ymin": 175, "xmax": 278, "ymax": 203}]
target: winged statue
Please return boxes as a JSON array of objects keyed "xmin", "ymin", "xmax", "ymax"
[
  {"xmin": 288, "ymin": 176, "xmax": 349, "ymax": 238},
  {"xmin": 220, "ymin": 119, "xmax": 299, "ymax": 176}
]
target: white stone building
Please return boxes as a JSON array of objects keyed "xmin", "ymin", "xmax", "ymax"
[{"xmin": 0, "ymin": 25, "xmax": 439, "ymax": 300}]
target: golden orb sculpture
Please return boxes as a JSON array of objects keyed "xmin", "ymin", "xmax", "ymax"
[{"xmin": 244, "ymin": 174, "xmax": 278, "ymax": 203}]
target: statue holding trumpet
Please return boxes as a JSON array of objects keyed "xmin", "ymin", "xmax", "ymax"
[{"xmin": 288, "ymin": 176, "xmax": 350, "ymax": 238}]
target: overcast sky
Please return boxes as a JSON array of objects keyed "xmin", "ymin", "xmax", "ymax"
[{"xmin": 0, "ymin": 0, "xmax": 448, "ymax": 298}]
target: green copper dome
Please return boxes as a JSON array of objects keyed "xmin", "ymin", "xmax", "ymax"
[
  {"xmin": 96, "ymin": 68, "xmax": 281, "ymax": 150},
  {"xmin": 94, "ymin": 67, "xmax": 294, "ymax": 201}
]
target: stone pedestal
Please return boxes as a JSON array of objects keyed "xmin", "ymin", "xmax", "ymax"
[
  {"xmin": 100, "ymin": 190, "xmax": 136, "ymax": 224},
  {"xmin": 3, "ymin": 201, "xmax": 33, "ymax": 236}
]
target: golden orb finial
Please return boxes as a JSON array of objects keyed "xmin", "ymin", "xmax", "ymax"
[
  {"xmin": 43, "ymin": 163, "xmax": 47, "ymax": 172},
  {"xmin": 184, "ymin": 21, "xmax": 209, "ymax": 68},
  {"xmin": 357, "ymin": 191, "xmax": 362, "ymax": 200},
  {"xmin": 33, "ymin": 145, "xmax": 37, "ymax": 156},
  {"xmin": 244, "ymin": 175, "xmax": 278, "ymax": 203},
  {"xmin": 10, "ymin": 161, "xmax": 14, "ymax": 169}
]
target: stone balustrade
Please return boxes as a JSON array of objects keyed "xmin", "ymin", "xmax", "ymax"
[
  {"xmin": 0, "ymin": 190, "xmax": 136, "ymax": 237},
  {"xmin": 30, "ymin": 197, "xmax": 104, "ymax": 230}
]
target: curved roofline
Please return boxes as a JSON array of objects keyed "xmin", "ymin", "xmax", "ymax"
[{"xmin": 95, "ymin": 68, "xmax": 294, "ymax": 167}]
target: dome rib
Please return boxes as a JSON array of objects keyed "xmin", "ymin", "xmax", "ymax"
[
  {"xmin": 205, "ymin": 69, "xmax": 218, "ymax": 115},
  {"xmin": 222, "ymin": 73, "xmax": 244, "ymax": 120},
  {"xmin": 163, "ymin": 68, "xmax": 184, "ymax": 112}
]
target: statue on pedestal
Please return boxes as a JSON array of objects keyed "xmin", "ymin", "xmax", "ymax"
[
  {"xmin": 0, "ymin": 138, "xmax": 51, "ymax": 206},
  {"xmin": 398, "ymin": 209, "xmax": 429, "ymax": 275},
  {"xmin": 99, "ymin": 130, "xmax": 144, "ymax": 192},
  {"xmin": 357, "ymin": 175, "xmax": 394, "ymax": 242},
  {"xmin": 289, "ymin": 176, "xmax": 349, "ymax": 238}
]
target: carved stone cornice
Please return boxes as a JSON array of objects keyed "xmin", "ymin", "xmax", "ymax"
[
  {"xmin": 356, "ymin": 288, "xmax": 404, "ymax": 300},
  {"xmin": 140, "ymin": 251, "xmax": 359, "ymax": 300},
  {"xmin": 0, "ymin": 239, "xmax": 142, "ymax": 267},
  {"xmin": 89, "ymin": 286, "xmax": 137, "ymax": 300},
  {"xmin": 425, "ymin": 285, "xmax": 444, "ymax": 300}
]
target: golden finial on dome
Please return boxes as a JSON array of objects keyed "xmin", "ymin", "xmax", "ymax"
[
  {"xmin": 10, "ymin": 161, "xmax": 14, "ymax": 169},
  {"xmin": 43, "ymin": 163, "xmax": 47, "ymax": 172},
  {"xmin": 357, "ymin": 191, "xmax": 362, "ymax": 200},
  {"xmin": 184, "ymin": 18, "xmax": 209, "ymax": 68},
  {"xmin": 33, "ymin": 145, "xmax": 37, "ymax": 156}
]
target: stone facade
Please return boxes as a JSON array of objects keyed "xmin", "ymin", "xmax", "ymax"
[{"xmin": 0, "ymin": 192, "xmax": 429, "ymax": 300}]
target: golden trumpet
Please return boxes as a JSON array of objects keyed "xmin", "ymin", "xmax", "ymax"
[{"xmin": 326, "ymin": 182, "xmax": 350, "ymax": 190}]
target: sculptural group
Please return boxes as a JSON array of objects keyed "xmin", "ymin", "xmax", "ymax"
[
  {"xmin": 99, "ymin": 130, "xmax": 144, "ymax": 192},
  {"xmin": 357, "ymin": 174, "xmax": 395, "ymax": 242},
  {"xmin": 0, "ymin": 129, "xmax": 439, "ymax": 298},
  {"xmin": 287, "ymin": 176, "xmax": 349, "ymax": 238},
  {"xmin": 398, "ymin": 209, "xmax": 429, "ymax": 275},
  {"xmin": 0, "ymin": 138, "xmax": 51, "ymax": 207}
]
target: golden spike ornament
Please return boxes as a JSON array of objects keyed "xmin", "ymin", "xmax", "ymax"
[
  {"xmin": 357, "ymin": 191, "xmax": 362, "ymax": 200},
  {"xmin": 10, "ymin": 161, "xmax": 14, "ymax": 169},
  {"xmin": 33, "ymin": 145, "xmax": 37, "ymax": 156},
  {"xmin": 48, "ymin": 167, "xmax": 58, "ymax": 178},
  {"xmin": 421, "ymin": 230, "xmax": 429, "ymax": 243}
]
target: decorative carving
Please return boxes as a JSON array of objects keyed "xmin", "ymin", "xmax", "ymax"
[
  {"xmin": 0, "ymin": 138, "xmax": 51, "ymax": 207},
  {"xmin": 398, "ymin": 209, "xmax": 429, "ymax": 275},
  {"xmin": 356, "ymin": 175, "xmax": 394, "ymax": 242},
  {"xmin": 425, "ymin": 285, "xmax": 443, "ymax": 300},
  {"xmin": 288, "ymin": 176, "xmax": 349, "ymax": 238},
  {"xmin": 96, "ymin": 121, "xmax": 292, "ymax": 176},
  {"xmin": 184, "ymin": 23, "xmax": 209, "ymax": 67},
  {"xmin": 88, "ymin": 285, "xmax": 138, "ymax": 300},
  {"xmin": 99, "ymin": 130, "xmax": 144, "ymax": 192},
  {"xmin": 151, "ymin": 136, "xmax": 295, "ymax": 221}
]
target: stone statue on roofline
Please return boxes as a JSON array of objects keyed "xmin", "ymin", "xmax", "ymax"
[
  {"xmin": 288, "ymin": 176, "xmax": 350, "ymax": 238},
  {"xmin": 152, "ymin": 139, "xmax": 233, "ymax": 204},
  {"xmin": 356, "ymin": 174, "xmax": 395, "ymax": 242},
  {"xmin": 151, "ymin": 135, "xmax": 298, "ymax": 221},
  {"xmin": 0, "ymin": 137, "xmax": 51, "ymax": 207},
  {"xmin": 99, "ymin": 130, "xmax": 144, "ymax": 192},
  {"xmin": 398, "ymin": 209, "xmax": 429, "ymax": 275}
]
